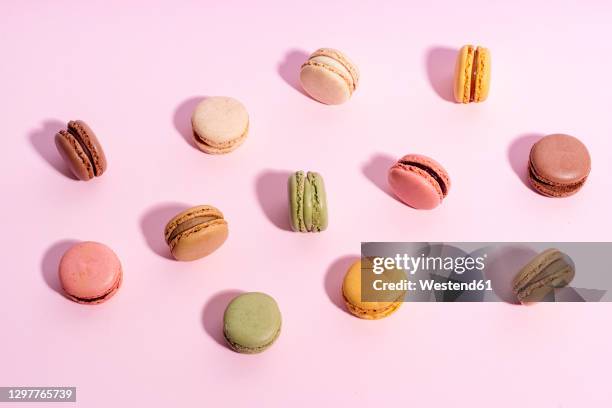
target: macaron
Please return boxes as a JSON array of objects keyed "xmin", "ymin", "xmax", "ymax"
[
  {"xmin": 512, "ymin": 249, "xmax": 575, "ymax": 303},
  {"xmin": 164, "ymin": 205, "xmax": 228, "ymax": 261},
  {"xmin": 223, "ymin": 292, "xmax": 282, "ymax": 354},
  {"xmin": 528, "ymin": 134, "xmax": 591, "ymax": 197},
  {"xmin": 191, "ymin": 96, "xmax": 249, "ymax": 154},
  {"xmin": 342, "ymin": 259, "xmax": 404, "ymax": 320},
  {"xmin": 388, "ymin": 154, "xmax": 451, "ymax": 210},
  {"xmin": 58, "ymin": 241, "xmax": 122, "ymax": 304},
  {"xmin": 288, "ymin": 171, "xmax": 328, "ymax": 232},
  {"xmin": 453, "ymin": 44, "xmax": 491, "ymax": 103},
  {"xmin": 55, "ymin": 120, "xmax": 107, "ymax": 180},
  {"xmin": 300, "ymin": 48, "xmax": 359, "ymax": 105}
]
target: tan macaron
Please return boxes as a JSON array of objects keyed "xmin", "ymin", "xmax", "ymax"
[
  {"xmin": 300, "ymin": 48, "xmax": 359, "ymax": 105},
  {"xmin": 453, "ymin": 45, "xmax": 491, "ymax": 103},
  {"xmin": 164, "ymin": 205, "xmax": 229, "ymax": 261}
]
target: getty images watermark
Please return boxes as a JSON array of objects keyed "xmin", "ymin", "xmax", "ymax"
[{"xmin": 361, "ymin": 242, "xmax": 611, "ymax": 303}]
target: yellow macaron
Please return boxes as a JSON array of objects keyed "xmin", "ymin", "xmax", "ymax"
[
  {"xmin": 341, "ymin": 259, "xmax": 405, "ymax": 320},
  {"xmin": 453, "ymin": 44, "xmax": 491, "ymax": 103}
]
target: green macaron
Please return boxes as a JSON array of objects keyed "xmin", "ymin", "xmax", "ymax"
[
  {"xmin": 288, "ymin": 171, "xmax": 328, "ymax": 232},
  {"xmin": 223, "ymin": 292, "xmax": 282, "ymax": 354}
]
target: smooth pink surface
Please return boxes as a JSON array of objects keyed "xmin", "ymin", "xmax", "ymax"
[
  {"xmin": 2, "ymin": 1, "xmax": 612, "ymax": 407},
  {"xmin": 59, "ymin": 242, "xmax": 122, "ymax": 300}
]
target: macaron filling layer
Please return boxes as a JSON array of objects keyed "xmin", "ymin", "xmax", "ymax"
[
  {"xmin": 528, "ymin": 161, "xmax": 585, "ymax": 193},
  {"xmin": 166, "ymin": 216, "xmax": 219, "ymax": 244},
  {"xmin": 469, "ymin": 47, "xmax": 479, "ymax": 102},
  {"xmin": 399, "ymin": 160, "xmax": 448, "ymax": 195},
  {"xmin": 193, "ymin": 121, "xmax": 249, "ymax": 150}
]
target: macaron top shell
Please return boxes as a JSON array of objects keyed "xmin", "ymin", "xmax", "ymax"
[
  {"xmin": 300, "ymin": 48, "xmax": 359, "ymax": 105},
  {"xmin": 388, "ymin": 154, "xmax": 451, "ymax": 210},
  {"xmin": 529, "ymin": 134, "xmax": 591, "ymax": 184},
  {"xmin": 223, "ymin": 292, "xmax": 282, "ymax": 353},
  {"xmin": 59, "ymin": 241, "xmax": 122, "ymax": 303},
  {"xmin": 191, "ymin": 96, "xmax": 249, "ymax": 150}
]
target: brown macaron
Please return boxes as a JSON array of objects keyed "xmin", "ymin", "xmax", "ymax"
[
  {"xmin": 164, "ymin": 205, "xmax": 229, "ymax": 261},
  {"xmin": 55, "ymin": 120, "xmax": 107, "ymax": 181},
  {"xmin": 528, "ymin": 134, "xmax": 591, "ymax": 197}
]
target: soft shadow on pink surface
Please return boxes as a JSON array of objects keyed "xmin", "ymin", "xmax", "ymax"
[
  {"xmin": 425, "ymin": 46, "xmax": 457, "ymax": 102},
  {"xmin": 42, "ymin": 239, "xmax": 78, "ymax": 295},
  {"xmin": 482, "ymin": 245, "xmax": 538, "ymax": 304},
  {"xmin": 140, "ymin": 203, "xmax": 192, "ymax": 259},
  {"xmin": 507, "ymin": 134, "xmax": 543, "ymax": 189},
  {"xmin": 173, "ymin": 97, "xmax": 207, "ymax": 150},
  {"xmin": 362, "ymin": 153, "xmax": 398, "ymax": 201},
  {"xmin": 29, "ymin": 119, "xmax": 76, "ymax": 179},
  {"xmin": 202, "ymin": 290, "xmax": 244, "ymax": 347},
  {"xmin": 277, "ymin": 49, "xmax": 309, "ymax": 96},
  {"xmin": 325, "ymin": 255, "xmax": 360, "ymax": 313},
  {"xmin": 256, "ymin": 170, "xmax": 292, "ymax": 231}
]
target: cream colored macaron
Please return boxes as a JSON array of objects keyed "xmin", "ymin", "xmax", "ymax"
[
  {"xmin": 191, "ymin": 96, "xmax": 249, "ymax": 154},
  {"xmin": 453, "ymin": 45, "xmax": 491, "ymax": 103},
  {"xmin": 299, "ymin": 48, "xmax": 359, "ymax": 105}
]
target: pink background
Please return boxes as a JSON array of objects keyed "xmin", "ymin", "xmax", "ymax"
[{"xmin": 2, "ymin": 0, "xmax": 612, "ymax": 406}]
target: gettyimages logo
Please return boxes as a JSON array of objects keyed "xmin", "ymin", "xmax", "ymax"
[
  {"xmin": 361, "ymin": 242, "xmax": 610, "ymax": 303},
  {"xmin": 372, "ymin": 253, "xmax": 486, "ymax": 275}
]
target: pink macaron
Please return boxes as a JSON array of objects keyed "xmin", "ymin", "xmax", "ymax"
[
  {"xmin": 388, "ymin": 154, "xmax": 451, "ymax": 209},
  {"xmin": 58, "ymin": 241, "xmax": 123, "ymax": 304}
]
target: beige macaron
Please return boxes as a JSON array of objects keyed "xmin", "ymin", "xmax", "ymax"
[
  {"xmin": 300, "ymin": 48, "xmax": 359, "ymax": 105},
  {"xmin": 191, "ymin": 96, "xmax": 249, "ymax": 154}
]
